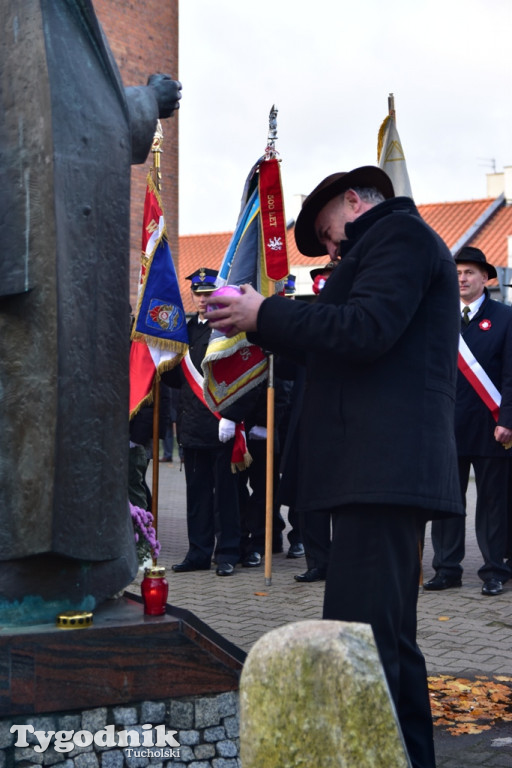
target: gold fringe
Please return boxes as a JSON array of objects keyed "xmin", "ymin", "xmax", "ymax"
[
  {"xmin": 129, "ymin": 390, "xmax": 154, "ymax": 420},
  {"xmin": 377, "ymin": 115, "xmax": 390, "ymax": 163},
  {"xmin": 157, "ymin": 351, "xmax": 186, "ymax": 375},
  {"xmin": 231, "ymin": 451, "xmax": 253, "ymax": 473},
  {"xmin": 131, "ymin": 330, "xmax": 188, "ymax": 354}
]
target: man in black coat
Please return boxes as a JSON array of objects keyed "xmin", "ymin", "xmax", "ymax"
[
  {"xmin": 425, "ymin": 247, "xmax": 512, "ymax": 596},
  {"xmin": 206, "ymin": 166, "xmax": 463, "ymax": 768}
]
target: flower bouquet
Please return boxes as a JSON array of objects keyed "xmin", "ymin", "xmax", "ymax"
[{"xmin": 129, "ymin": 501, "xmax": 161, "ymax": 565}]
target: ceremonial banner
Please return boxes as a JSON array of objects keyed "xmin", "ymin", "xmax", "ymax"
[
  {"xmin": 377, "ymin": 106, "xmax": 413, "ymax": 198},
  {"xmin": 259, "ymin": 157, "xmax": 289, "ymax": 281},
  {"xmin": 129, "ymin": 174, "xmax": 188, "ymax": 418},
  {"xmin": 202, "ymin": 156, "xmax": 289, "ymax": 411}
]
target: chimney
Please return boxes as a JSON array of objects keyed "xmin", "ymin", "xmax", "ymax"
[
  {"xmin": 487, "ymin": 166, "xmax": 512, "ymax": 203},
  {"xmin": 505, "ymin": 167, "xmax": 512, "ymax": 204}
]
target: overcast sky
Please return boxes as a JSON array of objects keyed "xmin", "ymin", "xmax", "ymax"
[{"xmin": 178, "ymin": 0, "xmax": 512, "ymax": 235}]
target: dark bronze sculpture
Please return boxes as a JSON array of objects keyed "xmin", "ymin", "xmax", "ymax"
[{"xmin": 0, "ymin": 0, "xmax": 181, "ymax": 623}]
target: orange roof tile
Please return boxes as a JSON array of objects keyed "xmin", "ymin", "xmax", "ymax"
[
  {"xmin": 417, "ymin": 199, "xmax": 494, "ymax": 251},
  {"xmin": 471, "ymin": 205, "xmax": 512, "ymax": 268},
  {"xmin": 179, "ymin": 228, "xmax": 326, "ymax": 313},
  {"xmin": 179, "ymin": 198, "xmax": 512, "ymax": 312}
]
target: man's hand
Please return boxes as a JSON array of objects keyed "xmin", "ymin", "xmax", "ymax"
[
  {"xmin": 218, "ymin": 418, "xmax": 236, "ymax": 443},
  {"xmin": 249, "ymin": 425, "xmax": 267, "ymax": 440},
  {"xmin": 147, "ymin": 74, "xmax": 182, "ymax": 118},
  {"xmin": 205, "ymin": 284, "xmax": 264, "ymax": 336},
  {"xmin": 494, "ymin": 425, "xmax": 512, "ymax": 447}
]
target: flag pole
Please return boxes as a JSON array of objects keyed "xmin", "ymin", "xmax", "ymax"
[
  {"xmin": 263, "ymin": 105, "xmax": 279, "ymax": 587},
  {"xmin": 151, "ymin": 120, "xmax": 163, "ymax": 564},
  {"xmin": 388, "ymin": 92, "xmax": 395, "ymax": 119},
  {"xmin": 264, "ymin": 352, "xmax": 275, "ymax": 586},
  {"xmin": 383, "ymin": 95, "xmax": 421, "ymax": 578}
]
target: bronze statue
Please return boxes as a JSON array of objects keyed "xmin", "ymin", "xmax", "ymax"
[{"xmin": 0, "ymin": 0, "xmax": 181, "ymax": 623}]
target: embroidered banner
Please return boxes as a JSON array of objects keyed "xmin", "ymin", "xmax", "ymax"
[
  {"xmin": 129, "ymin": 173, "xmax": 188, "ymax": 418},
  {"xmin": 202, "ymin": 155, "xmax": 288, "ymax": 411},
  {"xmin": 259, "ymin": 157, "xmax": 289, "ymax": 281},
  {"xmin": 202, "ymin": 333, "xmax": 268, "ymax": 412}
]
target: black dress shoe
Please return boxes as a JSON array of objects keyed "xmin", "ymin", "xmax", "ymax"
[
  {"xmin": 294, "ymin": 567, "xmax": 326, "ymax": 583},
  {"xmin": 172, "ymin": 559, "xmax": 210, "ymax": 573},
  {"xmin": 423, "ymin": 573, "xmax": 462, "ymax": 591},
  {"xmin": 216, "ymin": 562, "xmax": 235, "ymax": 576},
  {"xmin": 481, "ymin": 578, "xmax": 503, "ymax": 596},
  {"xmin": 286, "ymin": 543, "xmax": 305, "ymax": 559},
  {"xmin": 242, "ymin": 552, "xmax": 262, "ymax": 567}
]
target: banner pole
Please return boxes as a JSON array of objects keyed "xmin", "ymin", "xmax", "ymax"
[
  {"xmin": 388, "ymin": 92, "xmax": 395, "ymax": 118},
  {"xmin": 150, "ymin": 121, "xmax": 163, "ymax": 564},
  {"xmin": 263, "ymin": 105, "xmax": 280, "ymax": 586},
  {"xmin": 264, "ymin": 353, "xmax": 275, "ymax": 586}
]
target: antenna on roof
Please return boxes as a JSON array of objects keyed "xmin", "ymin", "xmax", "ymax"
[{"xmin": 478, "ymin": 157, "xmax": 497, "ymax": 174}]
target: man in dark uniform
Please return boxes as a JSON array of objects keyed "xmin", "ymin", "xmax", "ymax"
[
  {"xmin": 168, "ymin": 269, "xmax": 241, "ymax": 576},
  {"xmin": 425, "ymin": 246, "xmax": 512, "ymax": 596},
  {"xmin": 206, "ymin": 165, "xmax": 463, "ymax": 768}
]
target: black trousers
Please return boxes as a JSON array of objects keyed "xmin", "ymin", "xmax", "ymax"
[
  {"xmin": 431, "ymin": 456, "xmax": 510, "ymax": 582},
  {"xmin": 285, "ymin": 506, "xmax": 301, "ymax": 545},
  {"xmin": 300, "ymin": 507, "xmax": 331, "ymax": 570},
  {"xmin": 183, "ymin": 444, "xmax": 241, "ymax": 565},
  {"xmin": 238, "ymin": 439, "xmax": 285, "ymax": 555},
  {"xmin": 323, "ymin": 504, "xmax": 435, "ymax": 768}
]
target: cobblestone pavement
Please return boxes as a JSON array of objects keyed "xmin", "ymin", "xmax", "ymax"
[{"xmin": 133, "ymin": 460, "xmax": 512, "ymax": 767}]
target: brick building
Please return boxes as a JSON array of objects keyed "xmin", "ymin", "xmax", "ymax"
[{"xmin": 94, "ymin": 0, "xmax": 179, "ymax": 307}]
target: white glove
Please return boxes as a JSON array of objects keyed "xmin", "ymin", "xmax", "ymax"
[
  {"xmin": 249, "ymin": 425, "xmax": 267, "ymax": 440},
  {"xmin": 218, "ymin": 418, "xmax": 236, "ymax": 443}
]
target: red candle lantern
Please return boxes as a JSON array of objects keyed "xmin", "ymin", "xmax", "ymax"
[{"xmin": 141, "ymin": 565, "xmax": 168, "ymax": 615}]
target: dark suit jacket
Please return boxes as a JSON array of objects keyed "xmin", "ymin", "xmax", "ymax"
[
  {"xmin": 164, "ymin": 315, "xmax": 223, "ymax": 449},
  {"xmin": 456, "ymin": 290, "xmax": 512, "ymax": 457},
  {"xmin": 250, "ymin": 196, "xmax": 464, "ymax": 520}
]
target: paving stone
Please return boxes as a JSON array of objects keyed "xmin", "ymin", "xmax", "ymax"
[{"xmin": 135, "ymin": 464, "xmax": 512, "ymax": 768}]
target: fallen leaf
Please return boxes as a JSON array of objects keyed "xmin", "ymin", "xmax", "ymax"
[{"xmin": 427, "ymin": 675, "xmax": 512, "ymax": 735}]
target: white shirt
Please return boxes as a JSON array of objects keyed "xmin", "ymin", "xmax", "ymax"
[{"xmin": 460, "ymin": 293, "xmax": 485, "ymax": 323}]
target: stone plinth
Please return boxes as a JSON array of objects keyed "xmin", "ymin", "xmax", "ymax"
[
  {"xmin": 240, "ymin": 619, "xmax": 410, "ymax": 767},
  {"xmin": 0, "ymin": 594, "xmax": 245, "ymax": 717}
]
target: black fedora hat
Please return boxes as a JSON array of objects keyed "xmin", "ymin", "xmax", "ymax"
[
  {"xmin": 454, "ymin": 246, "xmax": 497, "ymax": 280},
  {"xmin": 295, "ymin": 166, "xmax": 395, "ymax": 257}
]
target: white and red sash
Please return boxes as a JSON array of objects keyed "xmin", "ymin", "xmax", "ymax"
[
  {"xmin": 457, "ymin": 335, "xmax": 500, "ymax": 422},
  {"xmin": 181, "ymin": 353, "xmax": 251, "ymax": 471}
]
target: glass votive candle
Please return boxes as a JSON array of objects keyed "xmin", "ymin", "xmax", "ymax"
[{"xmin": 141, "ymin": 565, "xmax": 168, "ymax": 615}]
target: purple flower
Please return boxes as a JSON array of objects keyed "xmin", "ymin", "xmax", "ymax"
[{"xmin": 129, "ymin": 501, "xmax": 161, "ymax": 565}]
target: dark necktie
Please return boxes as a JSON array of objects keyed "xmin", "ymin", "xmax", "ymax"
[{"xmin": 462, "ymin": 306, "xmax": 470, "ymax": 326}]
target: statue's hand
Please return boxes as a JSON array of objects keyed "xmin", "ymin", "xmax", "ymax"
[{"xmin": 147, "ymin": 74, "xmax": 182, "ymax": 118}]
